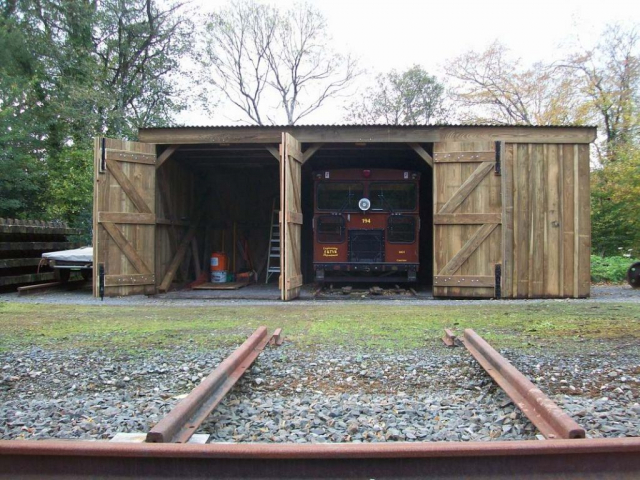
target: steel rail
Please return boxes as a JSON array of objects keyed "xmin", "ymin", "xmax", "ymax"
[
  {"xmin": 146, "ymin": 326, "xmax": 276, "ymax": 444},
  {"xmin": 442, "ymin": 328, "xmax": 456, "ymax": 346},
  {"xmin": 463, "ymin": 328, "xmax": 586, "ymax": 439},
  {"xmin": 0, "ymin": 438, "xmax": 639, "ymax": 479}
]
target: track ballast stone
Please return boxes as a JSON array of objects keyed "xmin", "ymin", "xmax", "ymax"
[{"xmin": 0, "ymin": 344, "xmax": 638, "ymax": 442}]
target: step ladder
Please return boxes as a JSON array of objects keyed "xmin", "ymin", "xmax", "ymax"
[{"xmin": 265, "ymin": 199, "xmax": 280, "ymax": 284}]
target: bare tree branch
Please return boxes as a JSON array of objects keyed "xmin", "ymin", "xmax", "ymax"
[
  {"xmin": 556, "ymin": 24, "xmax": 640, "ymax": 159},
  {"xmin": 194, "ymin": 0, "xmax": 359, "ymax": 125},
  {"xmin": 445, "ymin": 41, "xmax": 586, "ymax": 126}
]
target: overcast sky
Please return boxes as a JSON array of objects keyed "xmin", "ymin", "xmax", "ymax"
[{"xmin": 179, "ymin": 0, "xmax": 640, "ymax": 125}]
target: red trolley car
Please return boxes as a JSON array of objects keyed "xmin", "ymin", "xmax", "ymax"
[{"xmin": 313, "ymin": 168, "xmax": 420, "ymax": 283}]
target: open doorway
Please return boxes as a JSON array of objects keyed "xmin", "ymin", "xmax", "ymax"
[
  {"xmin": 301, "ymin": 142, "xmax": 433, "ymax": 295},
  {"xmin": 155, "ymin": 144, "xmax": 282, "ymax": 300}
]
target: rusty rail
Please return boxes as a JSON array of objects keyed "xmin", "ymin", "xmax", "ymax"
[
  {"xmin": 146, "ymin": 326, "xmax": 280, "ymax": 444},
  {"xmin": 442, "ymin": 328, "xmax": 456, "ymax": 347},
  {"xmin": 462, "ymin": 328, "xmax": 585, "ymax": 440},
  {"xmin": 1, "ymin": 438, "xmax": 639, "ymax": 479}
]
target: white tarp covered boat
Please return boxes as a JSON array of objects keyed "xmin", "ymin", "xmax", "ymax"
[{"xmin": 42, "ymin": 246, "xmax": 93, "ymax": 263}]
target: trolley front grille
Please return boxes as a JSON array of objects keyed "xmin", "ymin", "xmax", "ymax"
[{"xmin": 349, "ymin": 230, "xmax": 385, "ymax": 263}]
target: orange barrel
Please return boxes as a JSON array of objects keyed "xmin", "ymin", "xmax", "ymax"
[{"xmin": 210, "ymin": 252, "xmax": 228, "ymax": 283}]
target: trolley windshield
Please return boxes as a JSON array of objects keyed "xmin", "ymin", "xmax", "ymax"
[
  {"xmin": 370, "ymin": 183, "xmax": 417, "ymax": 211},
  {"xmin": 316, "ymin": 182, "xmax": 364, "ymax": 211}
]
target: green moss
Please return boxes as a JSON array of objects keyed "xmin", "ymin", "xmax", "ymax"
[{"xmin": 0, "ymin": 301, "xmax": 638, "ymax": 354}]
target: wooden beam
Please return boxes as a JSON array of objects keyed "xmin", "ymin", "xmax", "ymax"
[
  {"xmin": 434, "ymin": 213, "xmax": 502, "ymax": 225},
  {"xmin": 288, "ymin": 145, "xmax": 303, "ymax": 163},
  {"xmin": 158, "ymin": 221, "xmax": 200, "ymax": 292},
  {"xmin": 285, "ymin": 211, "xmax": 303, "ymax": 225},
  {"xmin": 502, "ymin": 142, "xmax": 514, "ymax": 298},
  {"xmin": 0, "ymin": 225, "xmax": 82, "ymax": 235},
  {"xmin": 573, "ymin": 145, "xmax": 580, "ymax": 298},
  {"xmin": 191, "ymin": 237, "xmax": 202, "ymax": 278},
  {"xmin": 408, "ymin": 143, "xmax": 433, "ymax": 167},
  {"xmin": 266, "ymin": 146, "xmax": 280, "ymax": 161},
  {"xmin": 0, "ymin": 258, "xmax": 42, "ymax": 269},
  {"xmin": 105, "ymin": 274, "xmax": 155, "ymax": 287},
  {"xmin": 0, "ymin": 272, "xmax": 56, "ymax": 287},
  {"xmin": 434, "ymin": 152, "xmax": 495, "ymax": 163},
  {"xmin": 106, "ymin": 150, "xmax": 156, "ymax": 165},
  {"xmin": 439, "ymin": 224, "xmax": 499, "ymax": 275},
  {"xmin": 17, "ymin": 281, "xmax": 64, "ymax": 295},
  {"xmin": 438, "ymin": 162, "xmax": 494, "ymax": 214},
  {"xmin": 302, "ymin": 143, "xmax": 323, "ymax": 164},
  {"xmin": 157, "ymin": 168, "xmax": 180, "ymax": 270},
  {"xmin": 97, "ymin": 212, "xmax": 155, "ymax": 224},
  {"xmin": 286, "ymin": 274, "xmax": 303, "ymax": 290},
  {"xmin": 101, "ymin": 222, "xmax": 152, "ymax": 274},
  {"xmin": 156, "ymin": 218, "xmax": 191, "ymax": 227},
  {"xmin": 156, "ymin": 145, "xmax": 180, "ymax": 169},
  {"xmin": 0, "ymin": 242, "xmax": 82, "ymax": 251},
  {"xmin": 434, "ymin": 275, "xmax": 495, "ymax": 288},
  {"xmin": 139, "ymin": 126, "xmax": 597, "ymax": 145}
]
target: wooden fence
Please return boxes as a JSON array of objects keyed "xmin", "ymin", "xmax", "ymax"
[{"xmin": 0, "ymin": 218, "xmax": 84, "ymax": 289}]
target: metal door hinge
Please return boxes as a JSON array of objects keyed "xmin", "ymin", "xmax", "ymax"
[
  {"xmin": 99, "ymin": 264, "xmax": 105, "ymax": 301},
  {"xmin": 495, "ymin": 141, "xmax": 502, "ymax": 176},
  {"xmin": 495, "ymin": 263, "xmax": 502, "ymax": 299},
  {"xmin": 99, "ymin": 138, "xmax": 106, "ymax": 173}
]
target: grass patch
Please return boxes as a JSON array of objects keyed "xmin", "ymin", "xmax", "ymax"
[
  {"xmin": 0, "ymin": 301, "xmax": 639, "ymax": 355},
  {"xmin": 591, "ymin": 255, "xmax": 638, "ymax": 283}
]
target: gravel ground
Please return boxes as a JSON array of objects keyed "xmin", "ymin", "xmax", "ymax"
[
  {"xmin": 1, "ymin": 342, "xmax": 638, "ymax": 443},
  {"xmin": 1, "ymin": 283, "xmax": 639, "ymax": 307}
]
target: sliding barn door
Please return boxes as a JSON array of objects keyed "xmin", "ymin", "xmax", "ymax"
[
  {"xmin": 280, "ymin": 133, "xmax": 303, "ymax": 301},
  {"xmin": 433, "ymin": 141, "xmax": 502, "ymax": 298},
  {"xmin": 93, "ymin": 137, "xmax": 157, "ymax": 297}
]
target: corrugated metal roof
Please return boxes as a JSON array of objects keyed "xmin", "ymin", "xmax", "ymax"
[{"xmin": 141, "ymin": 123, "xmax": 596, "ymax": 130}]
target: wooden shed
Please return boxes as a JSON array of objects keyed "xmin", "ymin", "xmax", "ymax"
[{"xmin": 92, "ymin": 124, "xmax": 595, "ymax": 300}]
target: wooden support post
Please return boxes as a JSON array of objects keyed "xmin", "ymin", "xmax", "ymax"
[
  {"xmin": 302, "ymin": 143, "xmax": 323, "ymax": 164},
  {"xmin": 158, "ymin": 223, "xmax": 200, "ymax": 292},
  {"xmin": 202, "ymin": 228, "xmax": 211, "ymax": 277},
  {"xmin": 157, "ymin": 169, "xmax": 180, "ymax": 260},
  {"xmin": 266, "ymin": 146, "xmax": 280, "ymax": 161},
  {"xmin": 191, "ymin": 236, "xmax": 202, "ymax": 278},
  {"xmin": 158, "ymin": 205, "xmax": 206, "ymax": 292},
  {"xmin": 156, "ymin": 145, "xmax": 180, "ymax": 169},
  {"xmin": 183, "ymin": 243, "xmax": 192, "ymax": 283},
  {"xmin": 408, "ymin": 143, "xmax": 433, "ymax": 167},
  {"xmin": 232, "ymin": 221, "xmax": 236, "ymax": 274}
]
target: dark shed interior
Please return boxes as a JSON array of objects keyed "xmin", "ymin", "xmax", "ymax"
[
  {"xmin": 160, "ymin": 144, "xmax": 279, "ymax": 286},
  {"xmin": 156, "ymin": 142, "xmax": 433, "ymax": 290}
]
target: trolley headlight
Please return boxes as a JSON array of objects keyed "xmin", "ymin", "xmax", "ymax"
[{"xmin": 358, "ymin": 198, "xmax": 371, "ymax": 212}]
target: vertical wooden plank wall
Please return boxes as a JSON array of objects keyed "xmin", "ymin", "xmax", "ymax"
[
  {"xmin": 502, "ymin": 143, "xmax": 590, "ymax": 298},
  {"xmin": 155, "ymin": 159, "xmax": 194, "ymax": 286}
]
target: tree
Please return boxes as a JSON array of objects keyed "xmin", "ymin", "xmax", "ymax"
[
  {"xmin": 591, "ymin": 144, "xmax": 640, "ymax": 256},
  {"xmin": 445, "ymin": 41, "xmax": 589, "ymax": 125},
  {"xmin": 93, "ymin": 0, "xmax": 192, "ymax": 136},
  {"xmin": 195, "ymin": 0, "xmax": 358, "ymax": 125},
  {"xmin": 21, "ymin": 0, "xmax": 192, "ymax": 139},
  {"xmin": 0, "ymin": 0, "xmax": 192, "ymax": 228},
  {"xmin": 345, "ymin": 65, "xmax": 447, "ymax": 125},
  {"xmin": 560, "ymin": 25, "xmax": 640, "ymax": 161},
  {"xmin": 0, "ymin": 10, "xmax": 47, "ymax": 218}
]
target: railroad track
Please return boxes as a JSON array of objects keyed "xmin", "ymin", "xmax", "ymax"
[{"xmin": 0, "ymin": 327, "xmax": 639, "ymax": 479}]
